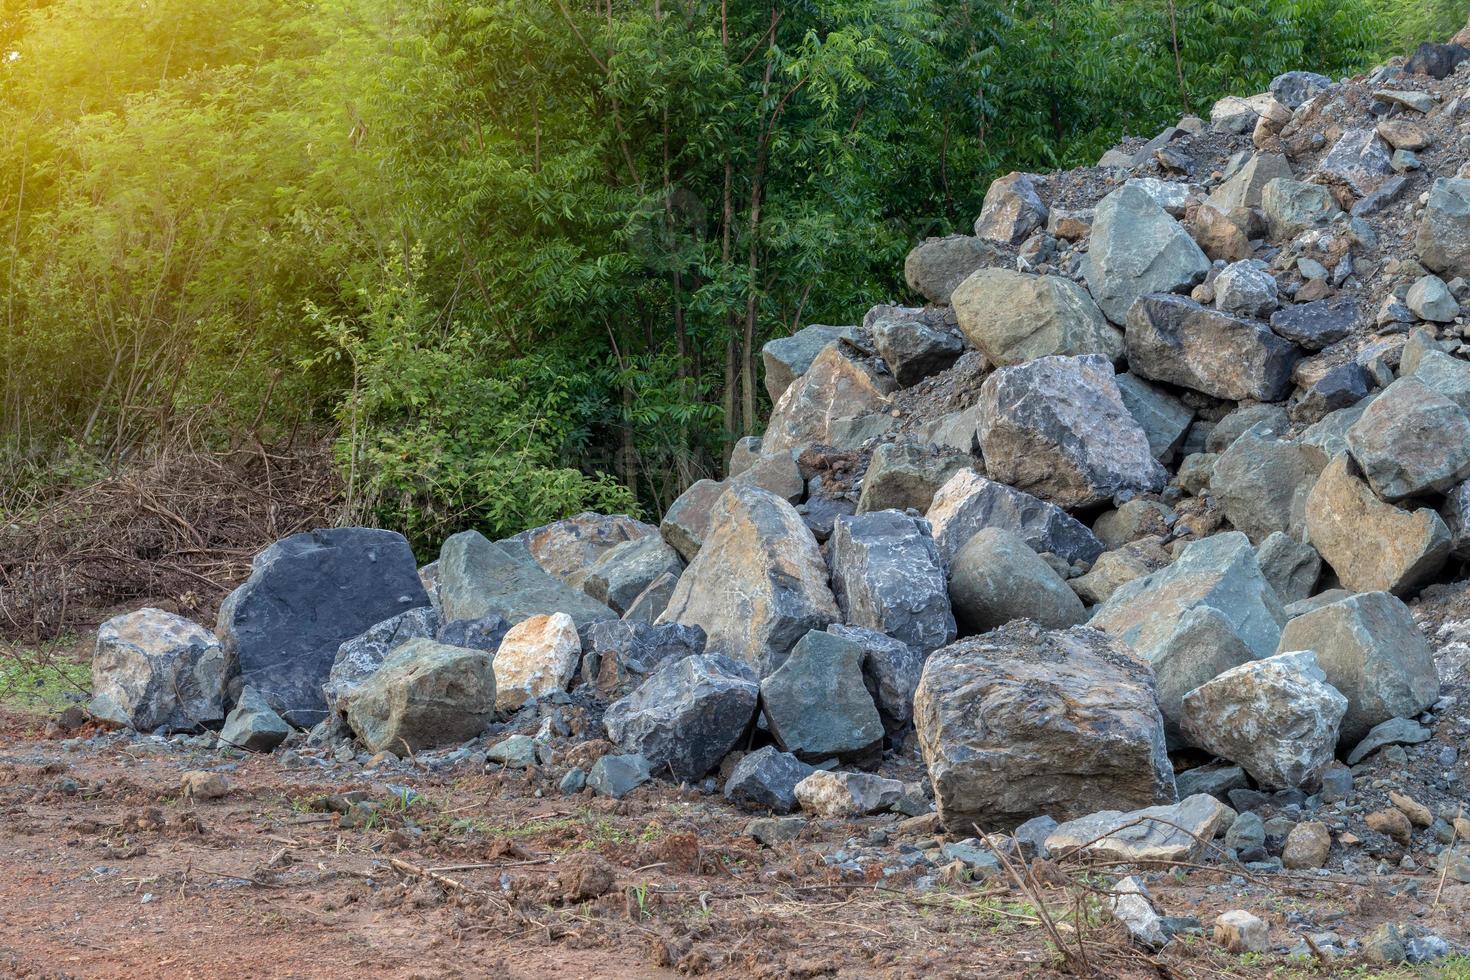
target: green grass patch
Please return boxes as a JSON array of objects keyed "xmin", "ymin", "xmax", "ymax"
[{"xmin": 0, "ymin": 636, "xmax": 89, "ymax": 714}]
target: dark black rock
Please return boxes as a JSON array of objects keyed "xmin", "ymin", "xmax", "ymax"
[
  {"xmin": 217, "ymin": 527, "xmax": 430, "ymax": 727},
  {"xmin": 1406, "ymin": 42, "xmax": 1470, "ymax": 80},
  {"xmin": 580, "ymin": 620, "xmax": 706, "ymax": 700},
  {"xmin": 1269, "ymin": 296, "xmax": 1358, "ymax": 351},
  {"xmin": 723, "ymin": 746, "xmax": 815, "ymax": 813},
  {"xmin": 603, "ymin": 654, "xmax": 758, "ymax": 782},
  {"xmin": 436, "ymin": 614, "xmax": 512, "ymax": 651},
  {"xmin": 1291, "ymin": 362, "xmax": 1369, "ymax": 424}
]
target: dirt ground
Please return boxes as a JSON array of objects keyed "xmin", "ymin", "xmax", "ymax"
[{"xmin": 0, "ymin": 715, "xmax": 1465, "ymax": 980}]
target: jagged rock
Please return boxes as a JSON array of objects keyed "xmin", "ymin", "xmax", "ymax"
[
  {"xmin": 658, "ymin": 484, "xmax": 838, "ymax": 677},
  {"xmin": 728, "ymin": 436, "xmax": 763, "ymax": 477},
  {"xmin": 217, "ymin": 528, "xmax": 430, "ymax": 727},
  {"xmin": 1378, "ymin": 119, "xmax": 1430, "ymax": 151},
  {"xmin": 1211, "ymin": 425, "xmax": 1320, "ymax": 542},
  {"xmin": 925, "ymin": 469, "xmax": 1104, "ymax": 566},
  {"xmin": 794, "ymin": 770, "xmax": 904, "ymax": 817},
  {"xmin": 829, "ymin": 511, "xmax": 955, "ymax": 652},
  {"xmin": 507, "ymin": 513, "xmax": 656, "ymax": 587},
  {"xmin": 1305, "ymin": 454, "xmax": 1450, "ymax": 595},
  {"xmin": 603, "ymin": 654, "xmax": 758, "ymax": 782},
  {"xmin": 1179, "ymin": 651, "xmax": 1346, "ymax": 790},
  {"xmin": 1440, "ymin": 480, "xmax": 1470, "ymax": 559},
  {"xmin": 1276, "ymin": 591, "xmax": 1440, "ymax": 746},
  {"xmin": 1090, "ymin": 532, "xmax": 1285, "ymax": 742},
  {"xmin": 486, "ymin": 733, "xmax": 538, "ymax": 768},
  {"xmin": 1413, "ymin": 349, "xmax": 1470, "ymax": 412},
  {"xmin": 1345, "ymin": 717, "xmax": 1432, "ymax": 766},
  {"xmin": 587, "ymin": 753, "xmax": 651, "ymax": 798},
  {"xmin": 1262, "ymin": 178, "xmax": 1342, "ymax": 240},
  {"xmin": 763, "ymin": 344, "xmax": 895, "ymax": 454},
  {"xmin": 492, "ymin": 613, "xmax": 581, "ymax": 711},
  {"xmin": 1045, "ymin": 794, "xmax": 1233, "ymax": 864},
  {"xmin": 1115, "ymin": 373, "xmax": 1194, "ymax": 463},
  {"xmin": 660, "ymin": 479, "xmax": 726, "ymax": 562},
  {"xmin": 904, "ymin": 235, "xmax": 999, "ymax": 304},
  {"xmin": 1109, "ymin": 876, "xmax": 1169, "ymax": 949},
  {"xmin": 1291, "ymin": 362, "xmax": 1369, "ymax": 425},
  {"xmin": 1300, "ymin": 397, "xmax": 1375, "ymax": 466},
  {"xmin": 1316, "ymin": 128, "xmax": 1392, "ymax": 196},
  {"xmin": 724, "ymin": 746, "xmax": 815, "ymax": 813},
  {"xmin": 219, "ymin": 685, "xmax": 291, "ymax": 752},
  {"xmin": 1255, "ymin": 532, "xmax": 1321, "ymax": 604},
  {"xmin": 1215, "ymin": 910, "xmax": 1271, "ymax": 953},
  {"xmin": 914, "ymin": 622, "xmax": 1175, "ymax": 830},
  {"xmin": 977, "ymin": 354, "xmax": 1166, "ymax": 509},
  {"xmin": 621, "ymin": 571, "xmax": 680, "ymax": 624},
  {"xmin": 1346, "ymin": 378, "xmax": 1470, "ymax": 501},
  {"xmin": 438, "ymin": 530, "xmax": 615, "ymax": 628},
  {"xmin": 761, "ymin": 324, "xmax": 854, "ymax": 402},
  {"xmin": 1085, "ymin": 183, "xmax": 1210, "ymax": 325},
  {"xmin": 1124, "ymin": 176, "xmax": 1199, "ymax": 216},
  {"xmin": 1210, "ymin": 93, "xmax": 1277, "ymax": 134},
  {"xmin": 1049, "ymin": 207, "xmax": 1092, "ymax": 239},
  {"xmin": 342, "ymin": 639, "xmax": 496, "ymax": 753},
  {"xmin": 974, "ymin": 172, "xmax": 1047, "ymax": 244},
  {"xmin": 1069, "ymin": 538, "xmax": 1171, "ymax": 605},
  {"xmin": 90, "ymin": 608, "xmax": 227, "ymax": 732},
  {"xmin": 1416, "ymin": 178, "xmax": 1470, "ymax": 280},
  {"xmin": 1214, "ymin": 260, "xmax": 1278, "ymax": 318},
  {"xmin": 1126, "ymin": 294, "xmax": 1298, "ymax": 402},
  {"xmin": 1270, "ymin": 71, "xmax": 1331, "ymax": 108},
  {"xmin": 1093, "ymin": 499, "xmax": 1171, "ymax": 550},
  {"xmin": 826, "ymin": 624, "xmax": 925, "ymax": 730},
  {"xmin": 948, "ymin": 528, "xmax": 1086, "ymax": 633},
  {"xmin": 324, "ymin": 607, "xmax": 442, "ymax": 720},
  {"xmin": 435, "ymin": 614, "xmax": 511, "ymax": 651},
  {"xmin": 1176, "ymin": 764, "xmax": 1248, "ymax": 801},
  {"xmin": 580, "ymin": 620, "xmax": 706, "ymax": 700},
  {"xmin": 910, "ymin": 405, "xmax": 982, "ymax": 455},
  {"xmin": 1269, "ymin": 295, "xmax": 1358, "ymax": 351},
  {"xmin": 1208, "ymin": 404, "xmax": 1289, "ymax": 453},
  {"xmin": 760, "ymin": 630, "xmax": 884, "ymax": 762},
  {"xmin": 870, "ymin": 312, "xmax": 964, "ymax": 386},
  {"xmin": 582, "ymin": 535, "xmax": 685, "ymax": 616},
  {"xmin": 1189, "ymin": 202, "xmax": 1252, "ymax": 262},
  {"xmin": 1206, "ymin": 153, "xmax": 1293, "ymax": 226},
  {"xmin": 952, "ymin": 268, "xmax": 1122, "ymax": 366},
  {"xmin": 855, "ymin": 442, "xmax": 969, "ymax": 515},
  {"xmin": 1407, "ymin": 275, "xmax": 1459, "ymax": 322}
]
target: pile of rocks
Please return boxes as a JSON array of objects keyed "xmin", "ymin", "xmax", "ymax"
[{"xmin": 82, "ymin": 34, "xmax": 1470, "ymax": 966}]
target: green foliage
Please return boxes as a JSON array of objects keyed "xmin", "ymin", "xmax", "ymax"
[{"xmin": 0, "ymin": 0, "xmax": 1408, "ymax": 541}]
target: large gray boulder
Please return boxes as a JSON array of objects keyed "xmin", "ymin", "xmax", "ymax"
[
  {"xmin": 974, "ymin": 171, "xmax": 1048, "ymax": 244},
  {"xmin": 761, "ymin": 324, "xmax": 854, "ymax": 402},
  {"xmin": 914, "ymin": 622, "xmax": 1176, "ymax": 831},
  {"xmin": 1125, "ymin": 294, "xmax": 1299, "ymax": 402},
  {"xmin": 658, "ymin": 483, "xmax": 839, "ymax": 677},
  {"xmin": 1346, "ymin": 378, "xmax": 1470, "ymax": 501},
  {"xmin": 659, "ymin": 479, "xmax": 726, "ymax": 561},
  {"xmin": 829, "ymin": 511, "xmax": 955, "ymax": 652},
  {"xmin": 760, "ymin": 630, "xmax": 884, "ymax": 762},
  {"xmin": 952, "ymin": 268, "xmax": 1122, "ymax": 367},
  {"xmin": 826, "ymin": 624, "xmax": 925, "ymax": 730},
  {"xmin": 1316, "ymin": 128, "xmax": 1392, "ymax": 196},
  {"xmin": 855, "ymin": 442, "xmax": 970, "ymax": 515},
  {"xmin": 1206, "ymin": 152, "xmax": 1293, "ymax": 218},
  {"xmin": 977, "ymin": 354, "xmax": 1167, "ymax": 509},
  {"xmin": 583, "ymin": 535, "xmax": 685, "ymax": 616},
  {"xmin": 1211, "ymin": 425, "xmax": 1321, "ymax": 542},
  {"xmin": 949, "ymin": 528, "xmax": 1087, "ymax": 634},
  {"xmin": 1179, "ymin": 650, "xmax": 1347, "ymax": 790},
  {"xmin": 1213, "ymin": 260, "xmax": 1278, "ymax": 318},
  {"xmin": 903, "ymin": 234, "xmax": 1001, "ymax": 305},
  {"xmin": 1270, "ymin": 71, "xmax": 1331, "ymax": 108},
  {"xmin": 723, "ymin": 746, "xmax": 815, "ymax": 814},
  {"xmin": 219, "ymin": 686, "xmax": 291, "ymax": 752},
  {"xmin": 341, "ymin": 638, "xmax": 496, "ymax": 753},
  {"xmin": 926, "ymin": 469, "xmax": 1104, "ymax": 566},
  {"xmin": 438, "ymin": 530, "xmax": 616, "ymax": 628},
  {"xmin": 324, "ymin": 606, "xmax": 441, "ymax": 720},
  {"xmin": 1305, "ymin": 454, "xmax": 1451, "ymax": 595},
  {"xmin": 1412, "ymin": 349, "xmax": 1470, "ymax": 412},
  {"xmin": 1085, "ymin": 183, "xmax": 1210, "ymax": 325},
  {"xmin": 580, "ymin": 620, "xmax": 706, "ymax": 700},
  {"xmin": 762, "ymin": 344, "xmax": 895, "ymax": 454},
  {"xmin": 506, "ymin": 513, "xmax": 656, "ymax": 587},
  {"xmin": 1416, "ymin": 177, "xmax": 1470, "ymax": 280},
  {"xmin": 1262, "ymin": 178, "xmax": 1342, "ymax": 240},
  {"xmin": 1090, "ymin": 532, "xmax": 1286, "ymax": 742},
  {"xmin": 217, "ymin": 528, "xmax": 431, "ymax": 727},
  {"xmin": 869, "ymin": 310, "xmax": 964, "ymax": 386},
  {"xmin": 90, "ymin": 608, "xmax": 227, "ymax": 732},
  {"xmin": 1115, "ymin": 373, "xmax": 1194, "ymax": 463},
  {"xmin": 1256, "ymin": 532, "xmax": 1321, "ymax": 604},
  {"xmin": 603, "ymin": 653, "xmax": 759, "ymax": 782},
  {"xmin": 1276, "ymin": 591, "xmax": 1440, "ymax": 745}
]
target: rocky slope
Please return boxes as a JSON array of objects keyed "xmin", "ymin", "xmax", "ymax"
[{"xmin": 67, "ymin": 38, "xmax": 1470, "ymax": 968}]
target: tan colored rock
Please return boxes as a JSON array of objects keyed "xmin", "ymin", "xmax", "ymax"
[
  {"xmin": 1366, "ymin": 807, "xmax": 1412, "ymax": 845},
  {"xmin": 1377, "ymin": 119, "xmax": 1430, "ymax": 151},
  {"xmin": 793, "ymin": 770, "xmax": 904, "ymax": 817},
  {"xmin": 1189, "ymin": 204, "xmax": 1253, "ymax": 262},
  {"xmin": 492, "ymin": 612, "xmax": 581, "ymax": 711},
  {"xmin": 1390, "ymin": 790, "xmax": 1433, "ymax": 827},
  {"xmin": 1305, "ymin": 454, "xmax": 1451, "ymax": 595},
  {"xmin": 1214, "ymin": 910, "xmax": 1270, "ymax": 953},
  {"xmin": 181, "ymin": 771, "xmax": 233, "ymax": 800},
  {"xmin": 508, "ymin": 513, "xmax": 656, "ymax": 586},
  {"xmin": 762, "ymin": 345, "xmax": 895, "ymax": 453},
  {"xmin": 951, "ymin": 267, "xmax": 1122, "ymax": 367},
  {"xmin": 1281, "ymin": 820, "xmax": 1332, "ymax": 869}
]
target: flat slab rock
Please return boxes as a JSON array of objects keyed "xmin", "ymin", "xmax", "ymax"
[{"xmin": 1045, "ymin": 794, "xmax": 1236, "ymax": 864}]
